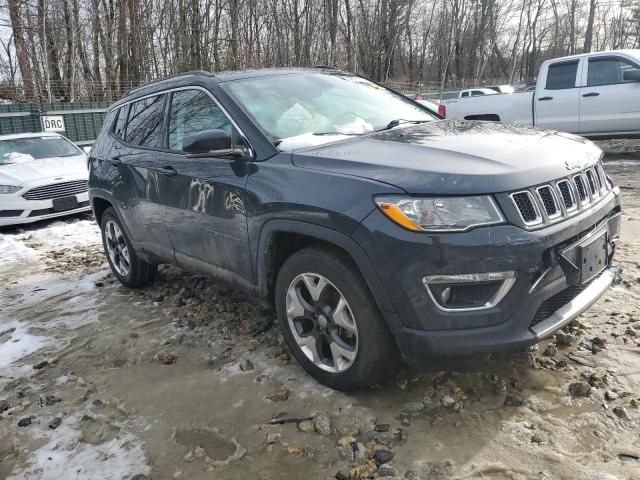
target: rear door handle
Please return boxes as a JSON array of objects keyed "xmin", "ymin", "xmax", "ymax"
[
  {"xmin": 582, "ymin": 92, "xmax": 600, "ymax": 97},
  {"xmin": 157, "ymin": 166, "xmax": 177, "ymax": 177},
  {"xmin": 538, "ymin": 96, "xmax": 553, "ymax": 101}
]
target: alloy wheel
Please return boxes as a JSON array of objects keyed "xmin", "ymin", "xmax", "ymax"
[
  {"xmin": 104, "ymin": 220, "xmax": 131, "ymax": 277},
  {"xmin": 285, "ymin": 273, "xmax": 358, "ymax": 373}
]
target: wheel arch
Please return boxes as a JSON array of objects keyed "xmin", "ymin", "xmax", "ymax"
[
  {"xmin": 256, "ymin": 220, "xmax": 396, "ymax": 316},
  {"xmin": 91, "ymin": 195, "xmax": 113, "ymax": 226}
]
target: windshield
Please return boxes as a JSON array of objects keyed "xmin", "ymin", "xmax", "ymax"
[
  {"xmin": 223, "ymin": 73, "xmax": 436, "ymax": 144},
  {"xmin": 0, "ymin": 136, "xmax": 81, "ymax": 164}
]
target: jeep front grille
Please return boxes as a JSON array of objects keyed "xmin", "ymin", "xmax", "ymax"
[
  {"xmin": 22, "ymin": 180, "xmax": 88, "ymax": 200},
  {"xmin": 575, "ymin": 175, "xmax": 588, "ymax": 203},
  {"xmin": 510, "ymin": 161, "xmax": 613, "ymax": 228},
  {"xmin": 537, "ymin": 186, "xmax": 560, "ymax": 219},
  {"xmin": 511, "ymin": 192, "xmax": 541, "ymax": 225},
  {"xmin": 556, "ymin": 180, "xmax": 576, "ymax": 211}
]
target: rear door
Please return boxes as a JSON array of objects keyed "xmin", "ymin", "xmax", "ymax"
[
  {"xmin": 579, "ymin": 55, "xmax": 640, "ymax": 135},
  {"xmin": 534, "ymin": 59, "xmax": 581, "ymax": 132},
  {"xmin": 155, "ymin": 88, "xmax": 254, "ymax": 285},
  {"xmin": 109, "ymin": 95, "xmax": 173, "ymax": 259}
]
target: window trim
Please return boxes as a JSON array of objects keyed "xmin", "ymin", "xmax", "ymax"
[
  {"xmin": 107, "ymin": 86, "xmax": 254, "ymax": 159},
  {"xmin": 544, "ymin": 60, "xmax": 581, "ymax": 91},
  {"xmin": 586, "ymin": 55, "xmax": 640, "ymax": 88}
]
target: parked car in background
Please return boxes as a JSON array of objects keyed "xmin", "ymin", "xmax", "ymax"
[
  {"xmin": 89, "ymin": 68, "xmax": 621, "ymax": 390},
  {"xmin": 441, "ymin": 50, "xmax": 640, "ymax": 137},
  {"xmin": 0, "ymin": 132, "xmax": 90, "ymax": 226},
  {"xmin": 458, "ymin": 88, "xmax": 499, "ymax": 98},
  {"xmin": 486, "ymin": 85, "xmax": 515, "ymax": 94}
]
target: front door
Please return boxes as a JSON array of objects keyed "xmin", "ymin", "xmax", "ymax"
[
  {"xmin": 579, "ymin": 55, "xmax": 640, "ymax": 135},
  {"xmin": 156, "ymin": 88, "xmax": 254, "ymax": 286},
  {"xmin": 534, "ymin": 60, "xmax": 581, "ymax": 133}
]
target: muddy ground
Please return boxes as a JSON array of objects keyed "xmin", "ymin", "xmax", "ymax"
[{"xmin": 1, "ymin": 140, "xmax": 640, "ymax": 480}]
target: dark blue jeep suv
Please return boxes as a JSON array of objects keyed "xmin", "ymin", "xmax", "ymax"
[{"xmin": 89, "ymin": 68, "xmax": 622, "ymax": 390}]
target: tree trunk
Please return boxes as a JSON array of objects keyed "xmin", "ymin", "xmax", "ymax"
[{"xmin": 8, "ymin": 0, "xmax": 35, "ymax": 100}]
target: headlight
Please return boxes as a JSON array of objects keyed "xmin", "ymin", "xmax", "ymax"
[
  {"xmin": 375, "ymin": 195, "xmax": 504, "ymax": 232},
  {"xmin": 0, "ymin": 185, "xmax": 21, "ymax": 194}
]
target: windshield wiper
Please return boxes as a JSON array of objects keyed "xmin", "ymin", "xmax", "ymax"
[{"xmin": 378, "ymin": 119, "xmax": 430, "ymax": 132}]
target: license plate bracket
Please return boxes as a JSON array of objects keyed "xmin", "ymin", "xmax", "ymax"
[
  {"xmin": 52, "ymin": 195, "xmax": 79, "ymax": 212},
  {"xmin": 577, "ymin": 230, "xmax": 608, "ymax": 284}
]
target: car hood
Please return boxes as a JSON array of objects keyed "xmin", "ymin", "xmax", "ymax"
[
  {"xmin": 291, "ymin": 120, "xmax": 603, "ymax": 194},
  {"xmin": 0, "ymin": 154, "xmax": 87, "ymax": 186}
]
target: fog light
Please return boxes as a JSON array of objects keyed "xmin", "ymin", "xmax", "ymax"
[
  {"xmin": 441, "ymin": 287, "xmax": 452, "ymax": 305},
  {"xmin": 422, "ymin": 271, "xmax": 516, "ymax": 312}
]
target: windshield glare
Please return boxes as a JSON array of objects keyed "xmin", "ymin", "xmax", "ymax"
[
  {"xmin": 224, "ymin": 73, "xmax": 436, "ymax": 143},
  {"xmin": 0, "ymin": 136, "xmax": 81, "ymax": 163}
]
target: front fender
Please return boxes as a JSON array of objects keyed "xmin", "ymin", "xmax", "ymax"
[{"xmin": 255, "ymin": 218, "xmax": 396, "ymax": 316}]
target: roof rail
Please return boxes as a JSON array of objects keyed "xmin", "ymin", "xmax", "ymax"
[{"xmin": 124, "ymin": 70, "xmax": 216, "ymax": 97}]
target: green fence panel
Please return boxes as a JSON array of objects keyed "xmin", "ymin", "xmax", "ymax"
[{"xmin": 0, "ymin": 101, "xmax": 112, "ymax": 144}]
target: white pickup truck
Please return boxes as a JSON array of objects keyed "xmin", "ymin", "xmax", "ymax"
[{"xmin": 441, "ymin": 49, "xmax": 640, "ymax": 137}]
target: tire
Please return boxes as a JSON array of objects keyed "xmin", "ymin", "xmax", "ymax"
[
  {"xmin": 100, "ymin": 207, "xmax": 157, "ymax": 288},
  {"xmin": 275, "ymin": 245, "xmax": 399, "ymax": 391}
]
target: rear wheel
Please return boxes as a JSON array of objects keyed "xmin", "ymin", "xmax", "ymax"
[
  {"xmin": 275, "ymin": 245, "xmax": 399, "ymax": 390},
  {"xmin": 100, "ymin": 207, "xmax": 157, "ymax": 287}
]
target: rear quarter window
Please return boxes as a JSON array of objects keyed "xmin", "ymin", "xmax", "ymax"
[{"xmin": 113, "ymin": 106, "xmax": 128, "ymax": 140}]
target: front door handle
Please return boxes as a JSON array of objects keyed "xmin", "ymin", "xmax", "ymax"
[
  {"xmin": 538, "ymin": 96, "xmax": 553, "ymax": 101},
  {"xmin": 582, "ymin": 92, "xmax": 600, "ymax": 97},
  {"xmin": 157, "ymin": 166, "xmax": 177, "ymax": 177}
]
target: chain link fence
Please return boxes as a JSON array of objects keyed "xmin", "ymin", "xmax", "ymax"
[
  {"xmin": 385, "ymin": 78, "xmax": 519, "ymax": 101},
  {"xmin": 0, "ymin": 77, "xmax": 520, "ymax": 145}
]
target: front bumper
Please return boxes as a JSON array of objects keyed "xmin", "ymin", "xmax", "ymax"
[
  {"xmin": 0, "ymin": 192, "xmax": 90, "ymax": 227},
  {"xmin": 356, "ymin": 189, "xmax": 622, "ymax": 363}
]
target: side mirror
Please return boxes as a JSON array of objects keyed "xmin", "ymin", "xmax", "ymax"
[
  {"xmin": 82, "ymin": 146, "xmax": 92, "ymax": 155},
  {"xmin": 182, "ymin": 129, "xmax": 249, "ymax": 158},
  {"xmin": 623, "ymin": 69, "xmax": 640, "ymax": 82}
]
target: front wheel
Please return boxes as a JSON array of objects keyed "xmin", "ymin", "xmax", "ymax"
[
  {"xmin": 100, "ymin": 207, "xmax": 157, "ymax": 288},
  {"xmin": 275, "ymin": 246, "xmax": 399, "ymax": 390}
]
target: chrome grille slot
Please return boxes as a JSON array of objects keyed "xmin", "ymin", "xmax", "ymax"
[
  {"xmin": 511, "ymin": 191, "xmax": 542, "ymax": 225},
  {"xmin": 536, "ymin": 185, "xmax": 560, "ymax": 219},
  {"xmin": 596, "ymin": 164, "xmax": 608, "ymax": 192},
  {"xmin": 556, "ymin": 180, "xmax": 576, "ymax": 211},
  {"xmin": 573, "ymin": 175, "xmax": 588, "ymax": 203},
  {"xmin": 585, "ymin": 169, "xmax": 598, "ymax": 197},
  {"xmin": 22, "ymin": 180, "xmax": 88, "ymax": 201}
]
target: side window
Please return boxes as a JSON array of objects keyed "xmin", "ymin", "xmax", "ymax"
[
  {"xmin": 113, "ymin": 106, "xmax": 128, "ymax": 140},
  {"xmin": 545, "ymin": 61, "xmax": 579, "ymax": 90},
  {"xmin": 125, "ymin": 95, "xmax": 165, "ymax": 147},
  {"xmin": 168, "ymin": 90, "xmax": 235, "ymax": 152},
  {"xmin": 471, "ymin": 90, "xmax": 483, "ymax": 97},
  {"xmin": 461, "ymin": 91, "xmax": 469, "ymax": 98},
  {"xmin": 588, "ymin": 58, "xmax": 638, "ymax": 87}
]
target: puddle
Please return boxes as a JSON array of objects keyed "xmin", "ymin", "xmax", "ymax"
[{"xmin": 175, "ymin": 427, "xmax": 237, "ymax": 462}]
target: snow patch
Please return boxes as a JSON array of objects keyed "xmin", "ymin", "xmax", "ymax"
[
  {"xmin": 0, "ymin": 219, "xmax": 100, "ymax": 266},
  {"xmin": 277, "ymin": 132, "xmax": 351, "ymax": 151},
  {"xmin": 7, "ymin": 422, "xmax": 150, "ymax": 480},
  {"xmin": 0, "ymin": 319, "xmax": 52, "ymax": 372}
]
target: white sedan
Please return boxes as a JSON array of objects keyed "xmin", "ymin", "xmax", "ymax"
[{"xmin": 0, "ymin": 132, "xmax": 90, "ymax": 227}]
